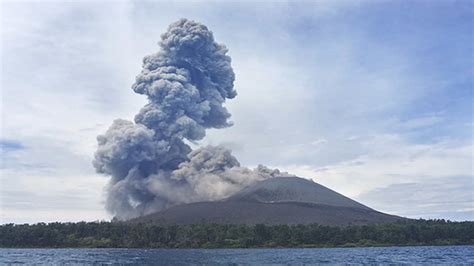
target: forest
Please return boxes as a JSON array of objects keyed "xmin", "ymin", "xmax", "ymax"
[{"xmin": 1, "ymin": 219, "xmax": 473, "ymax": 248}]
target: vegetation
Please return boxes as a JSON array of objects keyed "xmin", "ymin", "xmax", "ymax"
[{"xmin": 1, "ymin": 219, "xmax": 473, "ymax": 248}]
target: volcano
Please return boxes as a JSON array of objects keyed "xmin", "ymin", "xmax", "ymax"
[{"xmin": 130, "ymin": 176, "xmax": 404, "ymax": 225}]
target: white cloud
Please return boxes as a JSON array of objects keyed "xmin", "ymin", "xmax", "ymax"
[
  {"xmin": 357, "ymin": 176, "xmax": 473, "ymax": 221},
  {"xmin": 0, "ymin": 171, "xmax": 110, "ymax": 224},
  {"xmin": 286, "ymin": 135, "xmax": 472, "ymax": 194},
  {"xmin": 395, "ymin": 113, "xmax": 445, "ymax": 130}
]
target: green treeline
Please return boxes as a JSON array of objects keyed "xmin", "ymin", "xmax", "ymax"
[{"xmin": 1, "ymin": 219, "xmax": 473, "ymax": 248}]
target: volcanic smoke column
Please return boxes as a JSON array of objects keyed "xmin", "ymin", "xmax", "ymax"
[{"xmin": 93, "ymin": 19, "xmax": 280, "ymax": 220}]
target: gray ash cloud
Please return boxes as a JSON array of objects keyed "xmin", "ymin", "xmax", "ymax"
[{"xmin": 93, "ymin": 19, "xmax": 281, "ymax": 220}]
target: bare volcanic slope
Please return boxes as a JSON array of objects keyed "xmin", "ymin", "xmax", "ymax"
[
  {"xmin": 131, "ymin": 177, "xmax": 404, "ymax": 225},
  {"xmin": 227, "ymin": 176, "xmax": 371, "ymax": 210}
]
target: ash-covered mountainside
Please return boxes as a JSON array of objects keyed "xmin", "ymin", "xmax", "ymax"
[
  {"xmin": 130, "ymin": 176, "xmax": 404, "ymax": 225},
  {"xmin": 227, "ymin": 176, "xmax": 371, "ymax": 210}
]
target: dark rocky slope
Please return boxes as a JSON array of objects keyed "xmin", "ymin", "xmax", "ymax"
[{"xmin": 131, "ymin": 176, "xmax": 404, "ymax": 225}]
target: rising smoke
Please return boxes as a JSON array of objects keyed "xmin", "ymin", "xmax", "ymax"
[{"xmin": 93, "ymin": 19, "xmax": 281, "ymax": 220}]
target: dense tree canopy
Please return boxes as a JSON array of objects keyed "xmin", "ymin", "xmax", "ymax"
[{"xmin": 1, "ymin": 220, "xmax": 472, "ymax": 248}]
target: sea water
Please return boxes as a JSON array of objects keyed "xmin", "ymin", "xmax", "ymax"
[{"xmin": 1, "ymin": 245, "xmax": 473, "ymax": 264}]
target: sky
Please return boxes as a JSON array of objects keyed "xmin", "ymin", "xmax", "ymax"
[{"xmin": 0, "ymin": 0, "xmax": 472, "ymax": 223}]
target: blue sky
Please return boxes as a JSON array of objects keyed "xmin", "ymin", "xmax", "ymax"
[{"xmin": 1, "ymin": 0, "xmax": 472, "ymax": 223}]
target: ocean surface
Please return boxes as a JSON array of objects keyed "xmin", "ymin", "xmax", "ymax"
[{"xmin": 1, "ymin": 246, "xmax": 473, "ymax": 264}]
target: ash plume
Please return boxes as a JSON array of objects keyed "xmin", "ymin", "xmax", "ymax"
[{"xmin": 93, "ymin": 19, "xmax": 281, "ymax": 220}]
